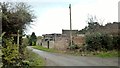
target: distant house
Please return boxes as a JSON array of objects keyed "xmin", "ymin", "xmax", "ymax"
[
  {"xmin": 41, "ymin": 30, "xmax": 85, "ymax": 50},
  {"xmin": 41, "ymin": 33, "xmax": 63, "ymax": 48}
]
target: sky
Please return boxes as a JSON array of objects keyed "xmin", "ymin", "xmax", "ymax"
[{"xmin": 1, "ymin": 0, "xmax": 120, "ymax": 36}]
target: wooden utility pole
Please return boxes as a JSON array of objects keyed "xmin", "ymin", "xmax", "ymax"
[{"xmin": 69, "ymin": 4, "xmax": 72, "ymax": 46}]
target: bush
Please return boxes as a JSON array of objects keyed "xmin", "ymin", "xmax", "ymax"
[
  {"xmin": 112, "ymin": 35, "xmax": 120, "ymax": 50},
  {"xmin": 2, "ymin": 38, "xmax": 20, "ymax": 67},
  {"xmin": 69, "ymin": 44, "xmax": 78, "ymax": 50},
  {"xmin": 85, "ymin": 33, "xmax": 112, "ymax": 51},
  {"xmin": 2, "ymin": 38, "xmax": 29, "ymax": 67}
]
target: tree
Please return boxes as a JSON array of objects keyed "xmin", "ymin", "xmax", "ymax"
[
  {"xmin": 78, "ymin": 26, "xmax": 88, "ymax": 34},
  {"xmin": 1, "ymin": 2, "xmax": 35, "ymax": 38},
  {"xmin": 86, "ymin": 15, "xmax": 101, "ymax": 33},
  {"xmin": 29, "ymin": 32, "xmax": 37, "ymax": 46},
  {"xmin": 79, "ymin": 15, "xmax": 102, "ymax": 34},
  {"xmin": 1, "ymin": 2, "xmax": 35, "ymax": 66}
]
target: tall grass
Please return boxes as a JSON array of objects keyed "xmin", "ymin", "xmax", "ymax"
[{"xmin": 25, "ymin": 49, "xmax": 45, "ymax": 66}]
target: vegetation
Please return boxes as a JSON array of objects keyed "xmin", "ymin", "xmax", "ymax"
[
  {"xmin": 78, "ymin": 15, "xmax": 102, "ymax": 34},
  {"xmin": 96, "ymin": 50, "xmax": 119, "ymax": 58},
  {"xmin": 2, "ymin": 38, "xmax": 20, "ymax": 67},
  {"xmin": 85, "ymin": 32, "xmax": 119, "ymax": 51},
  {"xmin": 1, "ymin": 38, "xmax": 45, "ymax": 67},
  {"xmin": 2, "ymin": 2, "xmax": 35, "ymax": 36},
  {"xmin": 0, "ymin": 50, "xmax": 2, "ymax": 68},
  {"xmin": 1, "ymin": 2, "xmax": 35, "ymax": 67},
  {"xmin": 78, "ymin": 15, "xmax": 119, "ymax": 57},
  {"xmin": 27, "ymin": 32, "xmax": 37, "ymax": 46},
  {"xmin": 20, "ymin": 37, "xmax": 45, "ymax": 67},
  {"xmin": 25, "ymin": 49, "xmax": 45, "ymax": 66},
  {"xmin": 32, "ymin": 45, "xmax": 58, "ymax": 53},
  {"xmin": 85, "ymin": 33, "xmax": 112, "ymax": 51},
  {"xmin": 32, "ymin": 45, "xmax": 119, "ymax": 58}
]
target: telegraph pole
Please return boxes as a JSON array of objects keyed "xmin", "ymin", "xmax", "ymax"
[{"xmin": 69, "ymin": 4, "xmax": 72, "ymax": 46}]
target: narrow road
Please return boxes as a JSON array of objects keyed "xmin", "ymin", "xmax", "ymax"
[{"xmin": 27, "ymin": 46, "xmax": 118, "ymax": 66}]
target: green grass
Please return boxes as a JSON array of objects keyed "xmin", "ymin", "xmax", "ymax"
[
  {"xmin": 96, "ymin": 50, "xmax": 119, "ymax": 58},
  {"xmin": 25, "ymin": 49, "xmax": 45, "ymax": 66},
  {"xmin": 32, "ymin": 45, "xmax": 58, "ymax": 53},
  {"xmin": 32, "ymin": 46, "xmax": 91, "ymax": 56},
  {"xmin": 32, "ymin": 45, "xmax": 119, "ymax": 58}
]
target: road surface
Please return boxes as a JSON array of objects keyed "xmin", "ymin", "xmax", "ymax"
[{"xmin": 27, "ymin": 46, "xmax": 118, "ymax": 66}]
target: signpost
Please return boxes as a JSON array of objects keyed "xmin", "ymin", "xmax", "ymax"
[
  {"xmin": 11, "ymin": 30, "xmax": 21, "ymax": 46},
  {"xmin": 11, "ymin": 30, "xmax": 24, "ymax": 52}
]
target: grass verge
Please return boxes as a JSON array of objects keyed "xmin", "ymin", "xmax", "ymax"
[
  {"xmin": 32, "ymin": 45, "xmax": 58, "ymax": 53},
  {"xmin": 96, "ymin": 50, "xmax": 119, "ymax": 58},
  {"xmin": 25, "ymin": 48, "xmax": 45, "ymax": 66},
  {"xmin": 32, "ymin": 45, "xmax": 119, "ymax": 58}
]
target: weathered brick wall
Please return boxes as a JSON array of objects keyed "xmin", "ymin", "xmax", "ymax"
[
  {"xmin": 41, "ymin": 35, "xmax": 85, "ymax": 50},
  {"xmin": 36, "ymin": 39, "xmax": 42, "ymax": 45},
  {"xmin": 73, "ymin": 35, "xmax": 85, "ymax": 47},
  {"xmin": 54, "ymin": 37, "xmax": 69, "ymax": 51},
  {"xmin": 42, "ymin": 41, "xmax": 54, "ymax": 48},
  {"xmin": 53, "ymin": 35, "xmax": 85, "ymax": 50}
]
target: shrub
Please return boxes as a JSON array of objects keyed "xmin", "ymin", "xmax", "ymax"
[
  {"xmin": 112, "ymin": 35, "xmax": 120, "ymax": 50},
  {"xmin": 2, "ymin": 38, "xmax": 20, "ymax": 67},
  {"xmin": 2, "ymin": 38, "xmax": 29, "ymax": 67},
  {"xmin": 99, "ymin": 34, "xmax": 113, "ymax": 50},
  {"xmin": 85, "ymin": 33, "xmax": 112, "ymax": 51},
  {"xmin": 68, "ymin": 41, "xmax": 79, "ymax": 50}
]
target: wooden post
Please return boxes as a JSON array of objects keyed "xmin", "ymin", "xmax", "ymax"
[{"xmin": 47, "ymin": 40, "xmax": 49, "ymax": 49}]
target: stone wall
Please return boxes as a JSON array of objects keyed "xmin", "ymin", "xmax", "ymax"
[
  {"xmin": 42, "ymin": 41, "xmax": 54, "ymax": 48},
  {"xmin": 41, "ymin": 35, "xmax": 85, "ymax": 51},
  {"xmin": 73, "ymin": 35, "xmax": 85, "ymax": 47},
  {"xmin": 54, "ymin": 37, "xmax": 69, "ymax": 51}
]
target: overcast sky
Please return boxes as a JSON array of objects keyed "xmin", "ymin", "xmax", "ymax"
[{"xmin": 1, "ymin": 0, "xmax": 120, "ymax": 36}]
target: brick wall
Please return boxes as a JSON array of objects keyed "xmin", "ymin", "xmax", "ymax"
[
  {"xmin": 41, "ymin": 34, "xmax": 85, "ymax": 51},
  {"xmin": 42, "ymin": 41, "xmax": 54, "ymax": 48},
  {"xmin": 54, "ymin": 37, "xmax": 69, "ymax": 51},
  {"xmin": 73, "ymin": 35, "xmax": 85, "ymax": 47}
]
